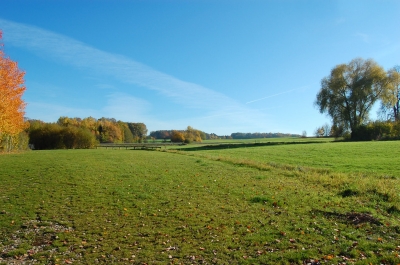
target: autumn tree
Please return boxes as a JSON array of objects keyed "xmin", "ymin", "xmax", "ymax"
[
  {"xmin": 314, "ymin": 127, "xmax": 325, "ymax": 137},
  {"xmin": 57, "ymin": 116, "xmax": 81, "ymax": 127},
  {"xmin": 118, "ymin": 121, "xmax": 134, "ymax": 143},
  {"xmin": 315, "ymin": 58, "xmax": 392, "ymax": 139},
  {"xmin": 315, "ymin": 123, "xmax": 331, "ymax": 137},
  {"xmin": 127, "ymin": 123, "xmax": 148, "ymax": 142},
  {"xmin": 171, "ymin": 130, "xmax": 185, "ymax": 143},
  {"xmin": 80, "ymin": 116, "xmax": 98, "ymax": 134},
  {"xmin": 184, "ymin": 126, "xmax": 202, "ymax": 143},
  {"xmin": 0, "ymin": 31, "xmax": 28, "ymax": 151},
  {"xmin": 199, "ymin": 131, "xmax": 207, "ymax": 140},
  {"xmin": 97, "ymin": 118, "xmax": 123, "ymax": 143}
]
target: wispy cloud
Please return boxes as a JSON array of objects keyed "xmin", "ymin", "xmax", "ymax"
[
  {"xmin": 0, "ymin": 18, "xmax": 267, "ymax": 132},
  {"xmin": 0, "ymin": 19, "xmax": 240, "ymax": 110},
  {"xmin": 246, "ymin": 86, "xmax": 308, "ymax": 104},
  {"xmin": 335, "ymin": 17, "xmax": 346, "ymax": 25},
  {"xmin": 356, "ymin": 32, "xmax": 370, "ymax": 43}
]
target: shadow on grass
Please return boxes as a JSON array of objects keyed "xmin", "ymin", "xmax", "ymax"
[
  {"xmin": 175, "ymin": 141, "xmax": 330, "ymax": 151},
  {"xmin": 313, "ymin": 210, "xmax": 383, "ymax": 225}
]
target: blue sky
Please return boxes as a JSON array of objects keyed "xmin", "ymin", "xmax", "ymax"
[{"xmin": 1, "ymin": 0, "xmax": 399, "ymax": 135}]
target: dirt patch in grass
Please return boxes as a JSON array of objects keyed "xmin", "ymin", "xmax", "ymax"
[
  {"xmin": 315, "ymin": 210, "xmax": 382, "ymax": 225},
  {"xmin": 0, "ymin": 220, "xmax": 74, "ymax": 264}
]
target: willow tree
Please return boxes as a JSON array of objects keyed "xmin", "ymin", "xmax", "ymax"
[
  {"xmin": 380, "ymin": 66, "xmax": 400, "ymax": 121},
  {"xmin": 0, "ymin": 31, "xmax": 28, "ymax": 151},
  {"xmin": 315, "ymin": 58, "xmax": 393, "ymax": 139}
]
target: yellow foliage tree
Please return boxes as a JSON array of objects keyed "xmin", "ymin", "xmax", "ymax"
[
  {"xmin": 0, "ymin": 31, "xmax": 28, "ymax": 151},
  {"xmin": 98, "ymin": 119, "xmax": 123, "ymax": 143},
  {"xmin": 171, "ymin": 130, "xmax": 185, "ymax": 142},
  {"xmin": 185, "ymin": 126, "xmax": 202, "ymax": 143}
]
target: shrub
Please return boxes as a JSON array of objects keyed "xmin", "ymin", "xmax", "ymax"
[
  {"xmin": 0, "ymin": 131, "xmax": 30, "ymax": 152},
  {"xmin": 171, "ymin": 131, "xmax": 185, "ymax": 143},
  {"xmin": 351, "ymin": 121, "xmax": 398, "ymax": 141},
  {"xmin": 29, "ymin": 123, "xmax": 97, "ymax": 149}
]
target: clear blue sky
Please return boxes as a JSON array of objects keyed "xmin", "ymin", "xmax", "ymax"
[{"xmin": 1, "ymin": 0, "xmax": 399, "ymax": 135}]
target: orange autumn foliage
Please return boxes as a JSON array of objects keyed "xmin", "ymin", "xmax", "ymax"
[
  {"xmin": 171, "ymin": 130, "xmax": 185, "ymax": 142},
  {"xmin": 0, "ymin": 30, "xmax": 28, "ymax": 137}
]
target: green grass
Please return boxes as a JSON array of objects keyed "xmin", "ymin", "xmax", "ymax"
[
  {"xmin": 201, "ymin": 137, "xmax": 334, "ymax": 144},
  {"xmin": 0, "ymin": 146, "xmax": 399, "ymax": 264},
  {"xmin": 179, "ymin": 140, "xmax": 400, "ymax": 177}
]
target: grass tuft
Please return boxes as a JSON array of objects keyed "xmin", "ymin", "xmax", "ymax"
[
  {"xmin": 339, "ymin": 188, "xmax": 359, "ymax": 197},
  {"xmin": 249, "ymin": 196, "xmax": 270, "ymax": 204},
  {"xmin": 387, "ymin": 205, "xmax": 400, "ymax": 215}
]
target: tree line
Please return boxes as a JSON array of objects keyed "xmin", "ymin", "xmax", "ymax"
[
  {"xmin": 150, "ymin": 130, "xmax": 300, "ymax": 140},
  {"xmin": 150, "ymin": 126, "xmax": 206, "ymax": 143},
  {"xmin": 315, "ymin": 58, "xmax": 400, "ymax": 141},
  {"xmin": 27, "ymin": 117, "xmax": 148, "ymax": 149},
  {"xmin": 231, "ymin": 132, "xmax": 301, "ymax": 139},
  {"xmin": 150, "ymin": 126, "xmax": 231, "ymax": 141}
]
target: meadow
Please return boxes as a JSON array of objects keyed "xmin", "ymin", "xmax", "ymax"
[
  {"xmin": 178, "ymin": 140, "xmax": 400, "ymax": 176},
  {"xmin": 200, "ymin": 137, "xmax": 333, "ymax": 144},
  {"xmin": 0, "ymin": 140, "xmax": 399, "ymax": 264}
]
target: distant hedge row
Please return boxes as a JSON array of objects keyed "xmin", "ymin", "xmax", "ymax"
[
  {"xmin": 351, "ymin": 121, "xmax": 400, "ymax": 141},
  {"xmin": 27, "ymin": 117, "xmax": 148, "ymax": 150},
  {"xmin": 29, "ymin": 124, "xmax": 96, "ymax": 149}
]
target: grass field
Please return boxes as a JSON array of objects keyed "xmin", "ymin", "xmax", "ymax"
[
  {"xmin": 177, "ymin": 140, "xmax": 400, "ymax": 176},
  {"xmin": 0, "ymin": 140, "xmax": 399, "ymax": 264},
  {"xmin": 201, "ymin": 137, "xmax": 334, "ymax": 144}
]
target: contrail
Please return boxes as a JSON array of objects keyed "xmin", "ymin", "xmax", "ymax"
[{"xmin": 246, "ymin": 87, "xmax": 306, "ymax": 104}]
